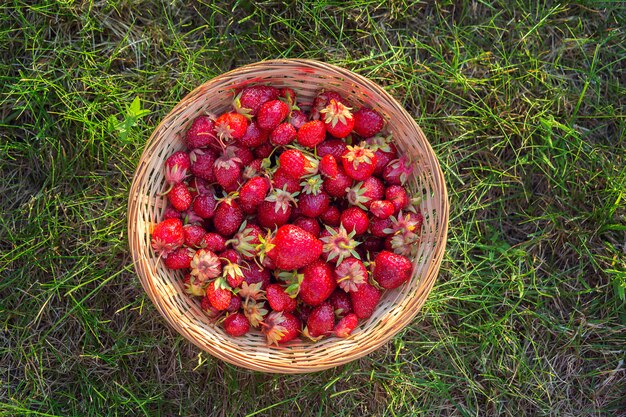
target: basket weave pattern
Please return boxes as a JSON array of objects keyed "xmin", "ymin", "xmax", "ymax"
[{"xmin": 128, "ymin": 59, "xmax": 449, "ymax": 373}]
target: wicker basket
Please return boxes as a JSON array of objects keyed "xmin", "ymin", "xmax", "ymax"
[{"xmin": 128, "ymin": 59, "xmax": 448, "ymax": 373}]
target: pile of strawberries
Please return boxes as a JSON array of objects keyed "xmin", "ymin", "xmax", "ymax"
[{"xmin": 150, "ymin": 85, "xmax": 423, "ymax": 345}]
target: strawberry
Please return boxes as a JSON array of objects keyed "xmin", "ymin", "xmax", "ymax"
[
  {"xmin": 352, "ymin": 107, "xmax": 384, "ymax": 138},
  {"xmin": 385, "ymin": 185, "xmax": 409, "ymax": 214},
  {"xmin": 341, "ymin": 145, "xmax": 377, "ymax": 181},
  {"xmin": 219, "ymin": 248, "xmax": 241, "ymax": 266},
  {"xmin": 214, "ymin": 112, "xmax": 248, "ymax": 142},
  {"xmin": 340, "ymin": 207, "xmax": 369, "ymax": 236},
  {"xmin": 268, "ymin": 224, "xmax": 323, "ymax": 270},
  {"xmin": 257, "ymin": 100, "xmax": 290, "ymax": 131},
  {"xmin": 222, "ymin": 259, "xmax": 245, "ymax": 288},
  {"xmin": 237, "ymin": 120, "xmax": 268, "ymax": 148},
  {"xmin": 151, "ymin": 218, "xmax": 185, "ymax": 257},
  {"xmin": 298, "ymin": 260, "xmax": 337, "ymax": 306},
  {"xmin": 193, "ymin": 194, "xmax": 217, "ymax": 219},
  {"xmin": 242, "ymin": 264, "xmax": 271, "ymax": 290},
  {"xmin": 272, "ymin": 167, "xmax": 301, "ymax": 194},
  {"xmin": 213, "ymin": 196, "xmax": 243, "ymax": 237},
  {"xmin": 213, "ymin": 146, "xmax": 242, "ymax": 189},
  {"xmin": 311, "ymin": 90, "xmax": 348, "ymax": 120},
  {"xmin": 226, "ymin": 295, "xmax": 242, "ymax": 313},
  {"xmin": 206, "ymin": 279, "xmax": 232, "ymax": 311},
  {"xmin": 163, "ymin": 205, "xmax": 181, "ymax": 220},
  {"xmin": 333, "ymin": 313, "xmax": 358, "ymax": 338},
  {"xmin": 200, "ymin": 232, "xmax": 226, "ymax": 253},
  {"xmin": 190, "ymin": 249, "xmax": 222, "ymax": 283},
  {"xmin": 257, "ymin": 187, "xmax": 298, "ymax": 228},
  {"xmin": 293, "ymin": 217, "xmax": 321, "ymax": 237},
  {"xmin": 242, "ymin": 158, "xmax": 264, "ymax": 180},
  {"xmin": 226, "ymin": 221, "xmax": 262, "ymax": 260},
  {"xmin": 164, "ymin": 151, "xmax": 190, "ymax": 189},
  {"xmin": 370, "ymin": 200, "xmax": 395, "ymax": 219},
  {"xmin": 305, "ymin": 303, "xmax": 335, "ymax": 338},
  {"xmin": 183, "ymin": 274, "xmax": 206, "ymax": 297},
  {"xmin": 319, "ymin": 205, "xmax": 341, "ymax": 226},
  {"xmin": 369, "ymin": 217, "xmax": 393, "ymax": 238},
  {"xmin": 328, "ymin": 290, "xmax": 353, "ymax": 318},
  {"xmin": 168, "ymin": 182, "xmax": 192, "ymax": 211},
  {"xmin": 335, "ymin": 257, "xmax": 367, "ymax": 293},
  {"xmin": 366, "ymin": 135, "xmax": 397, "ymax": 176},
  {"xmin": 299, "ymin": 192, "xmax": 330, "ymax": 218},
  {"xmin": 270, "ymin": 122, "xmax": 297, "ymax": 146},
  {"xmin": 185, "ymin": 115, "xmax": 217, "ymax": 149},
  {"xmin": 319, "ymin": 154, "xmax": 339, "ymax": 178},
  {"xmin": 266, "ymin": 283, "xmax": 297, "ymax": 313},
  {"xmin": 254, "ymin": 142, "xmax": 274, "ymax": 159},
  {"xmin": 243, "ymin": 299, "xmax": 269, "ymax": 328},
  {"xmin": 189, "ymin": 148, "xmax": 218, "ymax": 182},
  {"xmin": 279, "ymin": 87, "xmax": 297, "ymax": 108},
  {"xmin": 297, "ymin": 120, "xmax": 326, "ymax": 148},
  {"xmin": 373, "ymin": 251, "xmax": 412, "ymax": 289},
  {"xmin": 279, "ymin": 149, "xmax": 314, "ymax": 179},
  {"xmin": 164, "ymin": 247, "xmax": 194, "ymax": 269},
  {"xmin": 288, "ymin": 109, "xmax": 308, "ymax": 129},
  {"xmin": 320, "ymin": 224, "xmax": 361, "ymax": 265},
  {"xmin": 322, "ymin": 167, "xmax": 353, "ymax": 198},
  {"xmin": 316, "ymin": 138, "xmax": 348, "ymax": 159},
  {"xmin": 188, "ymin": 177, "xmax": 213, "ymax": 197},
  {"xmin": 262, "ymin": 311, "xmax": 301, "ymax": 345},
  {"xmin": 183, "ymin": 224, "xmax": 207, "ymax": 248},
  {"xmin": 361, "ymin": 235, "xmax": 384, "ymax": 254},
  {"xmin": 346, "ymin": 177, "xmax": 384, "ymax": 209},
  {"xmin": 234, "ymin": 85, "xmax": 279, "ymax": 116},
  {"xmin": 223, "ymin": 312, "xmax": 250, "ymax": 336},
  {"xmin": 239, "ymin": 176, "xmax": 270, "ymax": 213},
  {"xmin": 383, "ymin": 155, "xmax": 413, "ymax": 185},
  {"xmin": 200, "ymin": 296, "xmax": 223, "ymax": 320},
  {"xmin": 321, "ymin": 99, "xmax": 354, "ymax": 139},
  {"xmin": 350, "ymin": 281, "xmax": 381, "ymax": 319}
]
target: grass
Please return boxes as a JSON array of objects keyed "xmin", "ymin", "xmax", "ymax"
[{"xmin": 1, "ymin": 1, "xmax": 625, "ymax": 415}]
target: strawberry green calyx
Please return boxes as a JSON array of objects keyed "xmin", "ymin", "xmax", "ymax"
[
  {"xmin": 335, "ymin": 259, "xmax": 367, "ymax": 293},
  {"xmin": 190, "ymin": 249, "xmax": 222, "ymax": 282},
  {"xmin": 222, "ymin": 260, "xmax": 245, "ymax": 285},
  {"xmin": 226, "ymin": 221, "xmax": 258, "ymax": 259},
  {"xmin": 320, "ymin": 224, "xmax": 361, "ymax": 266},
  {"xmin": 300, "ymin": 175, "xmax": 323, "ymax": 195},
  {"xmin": 255, "ymin": 230, "xmax": 275, "ymax": 266},
  {"xmin": 215, "ymin": 146, "xmax": 242, "ymax": 169},
  {"xmin": 387, "ymin": 155, "xmax": 414, "ymax": 185},
  {"xmin": 244, "ymin": 299, "xmax": 268, "ymax": 328},
  {"xmin": 237, "ymin": 281, "xmax": 265, "ymax": 302},
  {"xmin": 364, "ymin": 134, "xmax": 393, "ymax": 153},
  {"xmin": 345, "ymin": 182, "xmax": 371, "ymax": 210},
  {"xmin": 383, "ymin": 211, "xmax": 422, "ymax": 236},
  {"xmin": 265, "ymin": 186, "xmax": 299, "ymax": 213},
  {"xmin": 343, "ymin": 145, "xmax": 375, "ymax": 170},
  {"xmin": 320, "ymin": 99, "xmax": 353, "ymax": 128},
  {"xmin": 232, "ymin": 91, "xmax": 253, "ymax": 120},
  {"xmin": 277, "ymin": 270, "xmax": 305, "ymax": 298},
  {"xmin": 261, "ymin": 311, "xmax": 288, "ymax": 345},
  {"xmin": 390, "ymin": 231, "xmax": 419, "ymax": 258}
]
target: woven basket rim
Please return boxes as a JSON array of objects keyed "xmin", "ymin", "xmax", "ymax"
[{"xmin": 127, "ymin": 58, "xmax": 449, "ymax": 373}]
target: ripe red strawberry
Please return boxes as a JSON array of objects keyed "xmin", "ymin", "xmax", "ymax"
[
  {"xmin": 320, "ymin": 205, "xmax": 341, "ymax": 226},
  {"xmin": 317, "ymin": 138, "xmax": 348, "ymax": 159},
  {"xmin": 346, "ymin": 176, "xmax": 384, "ymax": 209},
  {"xmin": 383, "ymin": 155, "xmax": 413, "ymax": 185},
  {"xmin": 306, "ymin": 303, "xmax": 335, "ymax": 338},
  {"xmin": 188, "ymin": 177, "xmax": 213, "ymax": 198},
  {"xmin": 163, "ymin": 205, "xmax": 181, "ymax": 220},
  {"xmin": 288, "ymin": 109, "xmax": 308, "ymax": 129},
  {"xmin": 385, "ymin": 185, "xmax": 409, "ymax": 214},
  {"xmin": 183, "ymin": 224, "xmax": 207, "ymax": 248},
  {"xmin": 299, "ymin": 192, "xmax": 330, "ymax": 218},
  {"xmin": 293, "ymin": 217, "xmax": 321, "ymax": 237},
  {"xmin": 189, "ymin": 148, "xmax": 218, "ymax": 182},
  {"xmin": 333, "ymin": 313, "xmax": 358, "ymax": 338},
  {"xmin": 237, "ymin": 120, "xmax": 268, "ymax": 148},
  {"xmin": 257, "ymin": 100, "xmax": 290, "ymax": 131},
  {"xmin": 366, "ymin": 136, "xmax": 397, "ymax": 175},
  {"xmin": 369, "ymin": 217, "xmax": 393, "ymax": 237},
  {"xmin": 266, "ymin": 283, "xmax": 297, "ymax": 313},
  {"xmin": 370, "ymin": 200, "xmax": 395, "ymax": 219},
  {"xmin": 340, "ymin": 207, "xmax": 369, "ymax": 236},
  {"xmin": 270, "ymin": 122, "xmax": 297, "ymax": 146},
  {"xmin": 222, "ymin": 259, "xmax": 245, "ymax": 288},
  {"xmin": 164, "ymin": 247, "xmax": 194, "ymax": 269},
  {"xmin": 257, "ymin": 187, "xmax": 297, "ymax": 228},
  {"xmin": 272, "ymin": 167, "xmax": 301, "ymax": 194},
  {"xmin": 213, "ymin": 147, "xmax": 242, "ymax": 189},
  {"xmin": 299, "ymin": 260, "xmax": 336, "ymax": 306},
  {"xmin": 223, "ymin": 312, "xmax": 250, "ymax": 337},
  {"xmin": 226, "ymin": 295, "xmax": 242, "ymax": 313},
  {"xmin": 226, "ymin": 222, "xmax": 263, "ymax": 260},
  {"xmin": 253, "ymin": 142, "xmax": 273, "ymax": 159},
  {"xmin": 361, "ymin": 235, "xmax": 383, "ymax": 254},
  {"xmin": 268, "ymin": 224, "xmax": 323, "ymax": 270},
  {"xmin": 297, "ymin": 120, "xmax": 326, "ymax": 148},
  {"xmin": 219, "ymin": 248, "xmax": 241, "ymax": 266},
  {"xmin": 214, "ymin": 112, "xmax": 248, "ymax": 142},
  {"xmin": 168, "ymin": 182, "xmax": 192, "ymax": 211},
  {"xmin": 242, "ymin": 158, "xmax": 264, "ymax": 180},
  {"xmin": 279, "ymin": 149, "xmax": 313, "ymax": 179},
  {"xmin": 328, "ymin": 290, "xmax": 353, "ymax": 318},
  {"xmin": 200, "ymin": 296, "xmax": 223, "ymax": 320},
  {"xmin": 200, "ymin": 232, "xmax": 226, "ymax": 252},
  {"xmin": 350, "ymin": 281, "xmax": 381, "ymax": 319},
  {"xmin": 151, "ymin": 218, "xmax": 185, "ymax": 257},
  {"xmin": 352, "ymin": 107, "xmax": 384, "ymax": 138},
  {"xmin": 279, "ymin": 87, "xmax": 297, "ymax": 107},
  {"xmin": 319, "ymin": 154, "xmax": 339, "ymax": 178},
  {"xmin": 341, "ymin": 145, "xmax": 377, "ymax": 181},
  {"xmin": 164, "ymin": 151, "xmax": 190, "ymax": 188},
  {"xmin": 239, "ymin": 176, "xmax": 270, "ymax": 213},
  {"xmin": 322, "ymin": 167, "xmax": 352, "ymax": 198},
  {"xmin": 213, "ymin": 196, "xmax": 243, "ymax": 237},
  {"xmin": 190, "ymin": 249, "xmax": 222, "ymax": 283},
  {"xmin": 373, "ymin": 251, "xmax": 412, "ymax": 289},
  {"xmin": 262, "ymin": 311, "xmax": 301, "ymax": 345},
  {"xmin": 234, "ymin": 85, "xmax": 280, "ymax": 116},
  {"xmin": 193, "ymin": 194, "xmax": 217, "ymax": 219},
  {"xmin": 206, "ymin": 279, "xmax": 232, "ymax": 311},
  {"xmin": 185, "ymin": 115, "xmax": 217, "ymax": 149},
  {"xmin": 311, "ymin": 90, "xmax": 348, "ymax": 120},
  {"xmin": 321, "ymin": 99, "xmax": 355, "ymax": 139},
  {"xmin": 335, "ymin": 257, "xmax": 367, "ymax": 293},
  {"xmin": 242, "ymin": 264, "xmax": 271, "ymax": 290}
]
